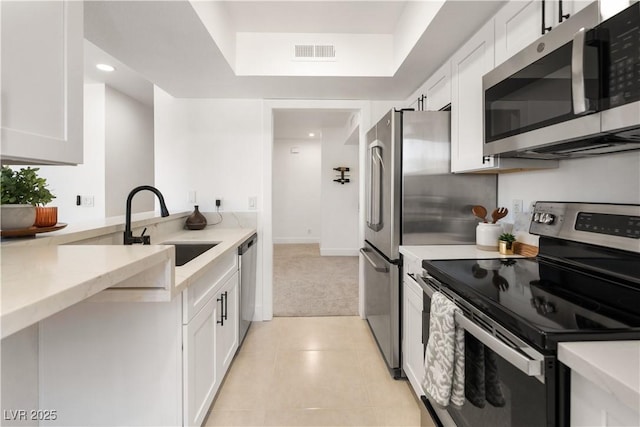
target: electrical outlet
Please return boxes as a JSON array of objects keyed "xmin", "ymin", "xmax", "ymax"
[
  {"xmin": 512, "ymin": 199, "xmax": 523, "ymax": 215},
  {"xmin": 248, "ymin": 196, "xmax": 257, "ymax": 210},
  {"xmin": 188, "ymin": 190, "xmax": 196, "ymax": 204},
  {"xmin": 80, "ymin": 195, "xmax": 94, "ymax": 207}
]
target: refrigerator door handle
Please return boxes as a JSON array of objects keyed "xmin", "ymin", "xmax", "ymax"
[
  {"xmin": 360, "ymin": 247, "xmax": 389, "ymax": 272},
  {"xmin": 367, "ymin": 142, "xmax": 384, "ymax": 231}
]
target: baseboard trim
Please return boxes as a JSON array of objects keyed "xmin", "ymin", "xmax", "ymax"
[
  {"xmin": 320, "ymin": 248, "xmax": 359, "ymax": 257},
  {"xmin": 273, "ymin": 238, "xmax": 320, "ymax": 244}
]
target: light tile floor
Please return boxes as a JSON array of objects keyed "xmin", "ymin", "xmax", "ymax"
[{"xmin": 204, "ymin": 317, "xmax": 422, "ymax": 427}]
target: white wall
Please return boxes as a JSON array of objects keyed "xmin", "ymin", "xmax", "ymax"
[
  {"xmin": 36, "ymin": 84, "xmax": 155, "ymax": 222},
  {"xmin": 105, "ymin": 86, "xmax": 155, "ymax": 217},
  {"xmin": 154, "ymin": 90, "xmax": 263, "ymax": 214},
  {"xmin": 37, "ymin": 84, "xmax": 106, "ymax": 223},
  {"xmin": 320, "ymin": 127, "xmax": 359, "ymax": 255},
  {"xmin": 272, "ymin": 138, "xmax": 321, "ymax": 243}
]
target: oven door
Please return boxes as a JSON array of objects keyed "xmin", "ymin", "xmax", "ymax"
[
  {"xmin": 361, "ymin": 241, "xmax": 400, "ymax": 373},
  {"xmin": 418, "ymin": 274, "xmax": 557, "ymax": 427}
]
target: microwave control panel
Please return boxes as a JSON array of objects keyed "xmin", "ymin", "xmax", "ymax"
[{"xmin": 601, "ymin": 3, "xmax": 640, "ymax": 109}]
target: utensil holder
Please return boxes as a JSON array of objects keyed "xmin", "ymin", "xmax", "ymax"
[{"xmin": 476, "ymin": 223, "xmax": 503, "ymax": 251}]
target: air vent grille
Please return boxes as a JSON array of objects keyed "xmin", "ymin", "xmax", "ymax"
[
  {"xmin": 295, "ymin": 45, "xmax": 314, "ymax": 58},
  {"xmin": 293, "ymin": 44, "xmax": 336, "ymax": 61}
]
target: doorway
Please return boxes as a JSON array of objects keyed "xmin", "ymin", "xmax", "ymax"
[{"xmin": 272, "ymin": 108, "xmax": 360, "ymax": 316}]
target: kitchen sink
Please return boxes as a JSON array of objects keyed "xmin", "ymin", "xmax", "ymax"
[{"xmin": 163, "ymin": 242, "xmax": 219, "ymax": 266}]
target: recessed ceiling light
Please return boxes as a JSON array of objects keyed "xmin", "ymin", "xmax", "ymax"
[
  {"xmin": 96, "ymin": 63, "xmax": 115, "ymax": 72},
  {"xmin": 308, "ymin": 132, "xmax": 315, "ymax": 137}
]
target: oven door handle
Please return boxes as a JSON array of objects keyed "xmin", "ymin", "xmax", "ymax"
[
  {"xmin": 454, "ymin": 313, "xmax": 543, "ymax": 377},
  {"xmin": 360, "ymin": 248, "xmax": 389, "ymax": 273},
  {"xmin": 417, "ymin": 274, "xmax": 544, "ymax": 378}
]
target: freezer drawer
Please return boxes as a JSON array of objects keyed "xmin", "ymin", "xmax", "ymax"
[{"xmin": 361, "ymin": 241, "xmax": 400, "ymax": 373}]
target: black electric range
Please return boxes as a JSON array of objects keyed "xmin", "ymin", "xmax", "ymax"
[
  {"xmin": 422, "ymin": 202, "xmax": 640, "ymax": 354},
  {"xmin": 418, "ymin": 202, "xmax": 640, "ymax": 427}
]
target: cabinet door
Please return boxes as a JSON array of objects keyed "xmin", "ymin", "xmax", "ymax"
[
  {"xmin": 494, "ymin": 0, "xmax": 542, "ymax": 66},
  {"xmin": 216, "ymin": 271, "xmax": 239, "ymax": 378},
  {"xmin": 425, "ymin": 61, "xmax": 452, "ymax": 111},
  {"xmin": 571, "ymin": 370, "xmax": 640, "ymax": 426},
  {"xmin": 551, "ymin": 0, "xmax": 594, "ymax": 25},
  {"xmin": 402, "ymin": 273, "xmax": 425, "ymax": 398},
  {"xmin": 0, "ymin": 0, "xmax": 83, "ymax": 165},
  {"xmin": 451, "ymin": 20, "xmax": 496, "ymax": 173},
  {"xmin": 183, "ymin": 296, "xmax": 218, "ymax": 427}
]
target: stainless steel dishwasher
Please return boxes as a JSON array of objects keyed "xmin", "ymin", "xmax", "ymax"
[{"xmin": 238, "ymin": 233, "xmax": 257, "ymax": 345}]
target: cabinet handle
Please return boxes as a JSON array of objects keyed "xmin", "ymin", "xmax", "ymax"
[
  {"xmin": 541, "ymin": 0, "xmax": 552, "ymax": 34},
  {"xmin": 482, "ymin": 155, "xmax": 491, "ymax": 164},
  {"xmin": 217, "ymin": 293, "xmax": 225, "ymax": 326},
  {"xmin": 223, "ymin": 291, "xmax": 228, "ymax": 321},
  {"xmin": 559, "ymin": 0, "xmax": 570, "ymax": 23}
]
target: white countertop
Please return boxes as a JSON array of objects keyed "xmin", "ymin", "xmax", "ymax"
[
  {"xmin": 0, "ymin": 211, "xmax": 190, "ymax": 247},
  {"xmin": 1, "ymin": 214, "xmax": 256, "ymax": 339},
  {"xmin": 160, "ymin": 227, "xmax": 256, "ymax": 293},
  {"xmin": 400, "ymin": 244, "xmax": 525, "ymax": 260},
  {"xmin": 1, "ymin": 244, "xmax": 173, "ymax": 339},
  {"xmin": 559, "ymin": 341, "xmax": 640, "ymax": 411}
]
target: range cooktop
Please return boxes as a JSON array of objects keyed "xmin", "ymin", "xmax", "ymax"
[{"xmin": 423, "ymin": 256, "xmax": 640, "ymax": 351}]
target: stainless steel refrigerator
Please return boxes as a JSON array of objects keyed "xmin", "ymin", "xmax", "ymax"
[{"xmin": 361, "ymin": 109, "xmax": 496, "ymax": 375}]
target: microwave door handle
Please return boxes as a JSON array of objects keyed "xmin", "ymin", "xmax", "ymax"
[{"xmin": 572, "ymin": 27, "xmax": 595, "ymax": 115}]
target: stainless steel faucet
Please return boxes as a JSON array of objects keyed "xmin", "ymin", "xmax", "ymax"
[{"xmin": 123, "ymin": 185, "xmax": 170, "ymax": 245}]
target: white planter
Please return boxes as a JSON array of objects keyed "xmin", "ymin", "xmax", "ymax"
[
  {"xmin": 1, "ymin": 204, "xmax": 36, "ymax": 230},
  {"xmin": 476, "ymin": 222, "xmax": 503, "ymax": 251}
]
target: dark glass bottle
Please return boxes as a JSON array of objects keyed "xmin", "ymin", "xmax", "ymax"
[{"xmin": 185, "ymin": 205, "xmax": 207, "ymax": 230}]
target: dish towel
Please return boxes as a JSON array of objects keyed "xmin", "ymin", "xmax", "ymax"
[
  {"xmin": 465, "ymin": 334, "xmax": 506, "ymax": 408},
  {"xmin": 422, "ymin": 292, "xmax": 465, "ymax": 408}
]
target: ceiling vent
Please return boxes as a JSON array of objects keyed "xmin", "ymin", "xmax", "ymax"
[{"xmin": 293, "ymin": 44, "xmax": 336, "ymax": 61}]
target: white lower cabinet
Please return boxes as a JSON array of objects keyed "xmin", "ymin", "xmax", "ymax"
[
  {"xmin": 403, "ymin": 273, "xmax": 425, "ymax": 398},
  {"xmin": 216, "ymin": 273, "xmax": 239, "ymax": 378},
  {"xmin": 39, "ymin": 253, "xmax": 240, "ymax": 426},
  {"xmin": 570, "ymin": 371, "xmax": 640, "ymax": 427},
  {"xmin": 183, "ymin": 295, "xmax": 219, "ymax": 427}
]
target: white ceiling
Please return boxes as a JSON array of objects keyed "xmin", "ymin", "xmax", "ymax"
[
  {"xmin": 273, "ymin": 109, "xmax": 356, "ymax": 140},
  {"xmin": 83, "ymin": 1, "xmax": 506, "ymax": 140},
  {"xmin": 83, "ymin": 0, "xmax": 506, "ymax": 101},
  {"xmin": 225, "ymin": 1, "xmax": 407, "ymax": 34}
]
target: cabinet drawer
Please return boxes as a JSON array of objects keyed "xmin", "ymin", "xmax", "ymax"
[{"xmin": 182, "ymin": 250, "xmax": 237, "ymax": 324}]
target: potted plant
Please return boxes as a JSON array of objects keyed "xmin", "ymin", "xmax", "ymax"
[
  {"xmin": 1, "ymin": 166, "xmax": 56, "ymax": 229},
  {"xmin": 498, "ymin": 232, "xmax": 516, "ymax": 255}
]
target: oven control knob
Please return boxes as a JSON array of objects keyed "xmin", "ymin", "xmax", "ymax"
[
  {"xmin": 533, "ymin": 212, "xmax": 541, "ymax": 222},
  {"xmin": 542, "ymin": 213, "xmax": 555, "ymax": 224}
]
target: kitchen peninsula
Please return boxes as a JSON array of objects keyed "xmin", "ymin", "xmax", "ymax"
[{"xmin": 1, "ymin": 211, "xmax": 257, "ymax": 426}]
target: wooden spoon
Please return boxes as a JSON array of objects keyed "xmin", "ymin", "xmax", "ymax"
[
  {"xmin": 491, "ymin": 207, "xmax": 509, "ymax": 224},
  {"xmin": 472, "ymin": 205, "xmax": 488, "ymax": 223}
]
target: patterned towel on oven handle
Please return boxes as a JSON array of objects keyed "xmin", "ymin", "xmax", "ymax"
[{"xmin": 422, "ymin": 291, "xmax": 465, "ymax": 409}]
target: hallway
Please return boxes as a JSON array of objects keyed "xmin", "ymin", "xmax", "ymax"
[{"xmin": 273, "ymin": 244, "xmax": 359, "ymax": 317}]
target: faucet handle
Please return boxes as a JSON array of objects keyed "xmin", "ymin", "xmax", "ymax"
[{"xmin": 140, "ymin": 228, "xmax": 151, "ymax": 245}]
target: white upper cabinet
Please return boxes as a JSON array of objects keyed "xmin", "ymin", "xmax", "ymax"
[
  {"xmin": 494, "ymin": 0, "xmax": 543, "ymax": 66},
  {"xmin": 425, "ymin": 61, "xmax": 452, "ymax": 112},
  {"xmin": 495, "ymin": 0, "xmax": 595, "ymax": 66},
  {"xmin": 403, "ymin": 60, "xmax": 451, "ymax": 112},
  {"xmin": 1, "ymin": 0, "xmax": 83, "ymax": 165},
  {"xmin": 451, "ymin": 20, "xmax": 496, "ymax": 173}
]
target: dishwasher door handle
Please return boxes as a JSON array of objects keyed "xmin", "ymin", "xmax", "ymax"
[{"xmin": 360, "ymin": 248, "xmax": 389, "ymax": 272}]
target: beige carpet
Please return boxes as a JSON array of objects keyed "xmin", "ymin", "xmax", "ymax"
[{"xmin": 273, "ymin": 244, "xmax": 359, "ymax": 316}]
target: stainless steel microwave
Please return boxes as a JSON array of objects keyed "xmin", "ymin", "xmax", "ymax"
[{"xmin": 483, "ymin": 1, "xmax": 640, "ymax": 159}]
